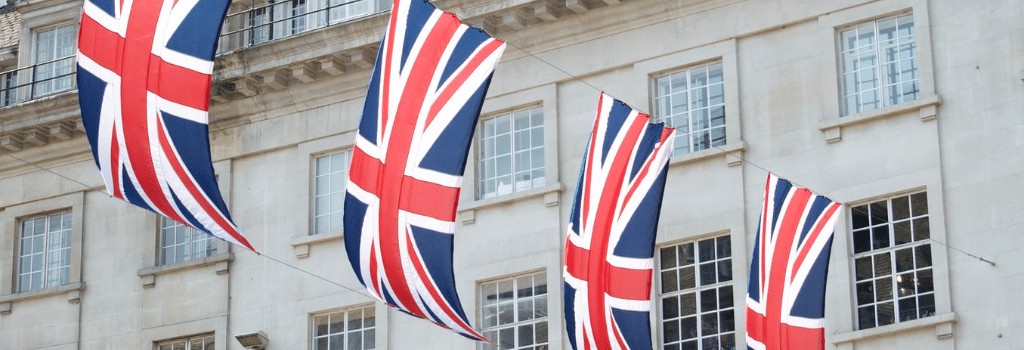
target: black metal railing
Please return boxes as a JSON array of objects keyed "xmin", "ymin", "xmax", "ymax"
[
  {"xmin": 217, "ymin": 0, "xmax": 390, "ymax": 54},
  {"xmin": 0, "ymin": 55, "xmax": 77, "ymax": 108}
]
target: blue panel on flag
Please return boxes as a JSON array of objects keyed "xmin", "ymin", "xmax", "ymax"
[
  {"xmin": 76, "ymin": 65, "xmax": 106, "ymax": 169},
  {"xmin": 613, "ymin": 167, "xmax": 668, "ymax": 259},
  {"xmin": 161, "ymin": 111, "xmax": 231, "ymax": 218},
  {"xmin": 165, "ymin": 0, "xmax": 231, "ymax": 58},
  {"xmin": 611, "ymin": 309, "xmax": 654, "ymax": 350},
  {"xmin": 417, "ymin": 79, "xmax": 490, "ymax": 175},
  {"xmin": 438, "ymin": 29, "xmax": 490, "ymax": 88}
]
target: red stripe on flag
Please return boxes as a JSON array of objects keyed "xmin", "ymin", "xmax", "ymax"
[
  {"xmin": 790, "ymin": 202, "xmax": 841, "ymax": 281},
  {"xmin": 763, "ymin": 188, "xmax": 813, "ymax": 350},
  {"xmin": 424, "ymin": 39, "xmax": 504, "ymax": 127},
  {"xmin": 148, "ymin": 56, "xmax": 212, "ymax": 111},
  {"xmin": 406, "ymin": 231, "xmax": 486, "ymax": 340},
  {"xmin": 399, "ymin": 175, "xmax": 459, "ymax": 222}
]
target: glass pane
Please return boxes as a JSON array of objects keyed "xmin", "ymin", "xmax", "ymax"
[
  {"xmin": 700, "ymin": 313, "xmax": 718, "ymax": 334},
  {"xmin": 858, "ymin": 306, "xmax": 876, "ymax": 329},
  {"xmin": 661, "ymin": 247, "xmax": 677, "ymax": 269},
  {"xmin": 717, "ymin": 261, "xmax": 732, "ymax": 282},
  {"xmin": 698, "ymin": 239, "xmax": 715, "ymax": 262},
  {"xmin": 891, "ymin": 196, "xmax": 910, "ymax": 220},
  {"xmin": 869, "ymin": 201, "xmax": 889, "ymax": 225},
  {"xmin": 347, "ymin": 331, "xmax": 362, "ymax": 350},
  {"xmin": 482, "ymin": 282, "xmax": 497, "ymax": 305},
  {"xmin": 853, "ymin": 229, "xmax": 871, "ymax": 254},
  {"xmin": 872, "ymin": 226, "xmax": 890, "ymax": 249},
  {"xmin": 663, "ymin": 296, "xmax": 679, "ymax": 319},
  {"xmin": 699, "ymin": 263, "xmax": 716, "ymax": 286},
  {"xmin": 913, "ymin": 218, "xmax": 930, "ymax": 241},
  {"xmin": 918, "ymin": 294, "xmax": 936, "ymax": 318},
  {"xmin": 895, "ymin": 248, "xmax": 913, "ymax": 272},
  {"xmin": 664, "ymin": 319, "xmax": 680, "ymax": 343},
  {"xmin": 893, "ymin": 221, "xmax": 912, "ymax": 246},
  {"xmin": 330, "ymin": 313, "xmax": 345, "ymax": 333},
  {"xmin": 517, "ymin": 299, "xmax": 534, "ymax": 322},
  {"xmin": 680, "ymin": 293, "xmax": 696, "ymax": 316},
  {"xmin": 498, "ymin": 328, "xmax": 514, "ymax": 349},
  {"xmin": 897, "ymin": 272, "xmax": 916, "ymax": 298},
  {"xmin": 498, "ymin": 303, "xmax": 514, "ymax": 325},
  {"xmin": 482, "ymin": 305, "xmax": 497, "ymax": 328},
  {"xmin": 910, "ymin": 192, "xmax": 928, "ymax": 216},
  {"xmin": 331, "ymin": 152, "xmax": 346, "ymax": 172},
  {"xmin": 680, "ymin": 266, "xmax": 695, "ymax": 289},
  {"xmin": 917, "ymin": 269, "xmax": 934, "ymax": 294},
  {"xmin": 518, "ymin": 324, "xmax": 534, "ymax": 346},
  {"xmin": 715, "ymin": 236, "xmax": 731, "ymax": 258},
  {"xmin": 856, "ymin": 281, "xmax": 873, "ymax": 305},
  {"xmin": 851, "ymin": 205, "xmax": 870, "ymax": 229},
  {"xmin": 700, "ymin": 289, "xmax": 716, "ymax": 313},
  {"xmin": 661, "ymin": 270, "xmax": 678, "ymax": 293},
  {"xmin": 678, "ymin": 243, "xmax": 695, "ymax": 265},
  {"xmin": 877, "ymin": 302, "xmax": 895, "ymax": 326},
  {"xmin": 708, "ymin": 64, "xmax": 723, "ymax": 84},
  {"xmin": 873, "ymin": 254, "xmax": 891, "ymax": 277},
  {"xmin": 316, "ymin": 155, "xmax": 330, "ymax": 175},
  {"xmin": 878, "ymin": 18, "xmax": 897, "ymax": 41},
  {"xmin": 855, "ymin": 257, "xmax": 872, "ymax": 281},
  {"xmin": 720, "ymin": 310, "xmax": 735, "ymax": 332},
  {"xmin": 364, "ymin": 329, "xmax": 375, "ymax": 349},
  {"xmin": 328, "ymin": 334, "xmax": 343, "ymax": 350},
  {"xmin": 348, "ymin": 310, "xmax": 363, "ymax": 330},
  {"xmin": 718, "ymin": 286, "xmax": 733, "ymax": 308},
  {"xmin": 701, "ymin": 336, "xmax": 718, "ymax": 349},
  {"xmin": 680, "ymin": 317, "xmax": 697, "ymax": 340},
  {"xmin": 875, "ymin": 278, "xmax": 892, "ymax": 301},
  {"xmin": 915, "ymin": 245, "xmax": 932, "ymax": 268},
  {"xmin": 536, "ymin": 321, "xmax": 548, "ymax": 343},
  {"xmin": 314, "ymin": 315, "xmax": 330, "ymax": 336}
]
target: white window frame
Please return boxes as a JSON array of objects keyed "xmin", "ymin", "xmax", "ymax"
[
  {"xmin": 31, "ymin": 23, "xmax": 76, "ymax": 96},
  {"xmin": 656, "ymin": 235, "xmax": 736, "ymax": 350},
  {"xmin": 15, "ymin": 211, "xmax": 73, "ymax": 293},
  {"xmin": 158, "ymin": 217, "xmax": 218, "ymax": 266},
  {"xmin": 155, "ymin": 333, "xmax": 215, "ymax": 350},
  {"xmin": 635, "ymin": 38, "xmax": 744, "ymax": 167},
  {"xmin": 652, "ymin": 61, "xmax": 726, "ymax": 156},
  {"xmin": 311, "ymin": 304, "xmax": 377, "ymax": 350},
  {"xmin": 817, "ymin": 0, "xmax": 940, "ymax": 143},
  {"xmin": 478, "ymin": 271, "xmax": 549, "ymax": 350},
  {"xmin": 312, "ymin": 149, "xmax": 351, "ymax": 235},
  {"xmin": 477, "ymin": 105, "xmax": 546, "ymax": 200},
  {"xmin": 849, "ymin": 191, "xmax": 936, "ymax": 330},
  {"xmin": 837, "ymin": 13, "xmax": 919, "ymax": 116}
]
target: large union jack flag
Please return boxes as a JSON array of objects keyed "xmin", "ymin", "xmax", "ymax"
[
  {"xmin": 76, "ymin": 0, "xmax": 254, "ymax": 250},
  {"xmin": 343, "ymin": 0, "xmax": 505, "ymax": 341},
  {"xmin": 746, "ymin": 174, "xmax": 843, "ymax": 350},
  {"xmin": 564, "ymin": 93, "xmax": 674, "ymax": 350}
]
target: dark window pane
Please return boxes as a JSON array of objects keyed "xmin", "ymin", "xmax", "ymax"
[
  {"xmin": 716, "ymin": 236, "xmax": 731, "ymax": 258},
  {"xmin": 720, "ymin": 334, "xmax": 736, "ymax": 350},
  {"xmin": 898, "ymin": 297, "xmax": 918, "ymax": 322},
  {"xmin": 536, "ymin": 321, "xmax": 548, "ymax": 343},
  {"xmin": 873, "ymin": 254, "xmax": 892, "ymax": 277},
  {"xmin": 910, "ymin": 192, "xmax": 928, "ymax": 216},
  {"xmin": 918, "ymin": 294, "xmax": 936, "ymax": 318},
  {"xmin": 662, "ymin": 270, "xmax": 678, "ymax": 293},
  {"xmin": 680, "ymin": 317, "xmax": 697, "ymax": 340},
  {"xmin": 895, "ymin": 248, "xmax": 913, "ymax": 272},
  {"xmin": 876, "ymin": 278, "xmax": 893, "ymax": 301},
  {"xmin": 870, "ymin": 201, "xmax": 889, "ymax": 225},
  {"xmin": 718, "ymin": 286, "xmax": 733, "ymax": 308},
  {"xmin": 701, "ymin": 336, "xmax": 718, "ymax": 349},
  {"xmin": 913, "ymin": 218, "xmax": 930, "ymax": 241},
  {"xmin": 681, "ymin": 340, "xmax": 697, "ymax": 350},
  {"xmin": 699, "ymin": 239, "xmax": 715, "ymax": 262},
  {"xmin": 897, "ymin": 273, "xmax": 916, "ymax": 297},
  {"xmin": 661, "ymin": 247, "xmax": 678, "ymax": 269},
  {"xmin": 700, "ymin": 289, "xmax": 717, "ymax": 313},
  {"xmin": 893, "ymin": 221, "xmax": 912, "ymax": 246},
  {"xmin": 872, "ymin": 226, "xmax": 890, "ymax": 249},
  {"xmin": 329, "ymin": 335, "xmax": 343, "ymax": 350},
  {"xmin": 858, "ymin": 306, "xmax": 876, "ymax": 329},
  {"xmin": 681, "ymin": 293, "xmax": 697, "ymax": 316},
  {"xmin": 664, "ymin": 319, "xmax": 680, "ymax": 342},
  {"xmin": 855, "ymin": 257, "xmax": 873, "ymax": 281},
  {"xmin": 720, "ymin": 310, "xmax": 735, "ymax": 332},
  {"xmin": 701, "ymin": 313, "xmax": 719, "ymax": 334},
  {"xmin": 856, "ymin": 282, "xmax": 874, "ymax": 305},
  {"xmin": 664, "ymin": 344, "xmax": 680, "ymax": 350},
  {"xmin": 853, "ymin": 229, "xmax": 871, "ymax": 254},
  {"xmin": 680, "ymin": 266, "xmax": 696, "ymax": 289},
  {"xmin": 877, "ymin": 302, "xmax": 895, "ymax": 326},
  {"xmin": 499, "ymin": 328, "xmax": 514, "ymax": 348},
  {"xmin": 718, "ymin": 261, "xmax": 733, "ymax": 282},
  {"xmin": 700, "ymin": 263, "xmax": 716, "ymax": 286},
  {"xmin": 891, "ymin": 196, "xmax": 910, "ymax": 220},
  {"xmin": 663, "ymin": 296, "xmax": 679, "ymax": 319},
  {"xmin": 518, "ymin": 324, "xmax": 534, "ymax": 346},
  {"xmin": 851, "ymin": 205, "xmax": 870, "ymax": 229},
  {"xmin": 915, "ymin": 245, "xmax": 932, "ymax": 268},
  {"xmin": 679, "ymin": 243, "xmax": 695, "ymax": 265},
  {"xmin": 917, "ymin": 269, "xmax": 934, "ymax": 293},
  {"xmin": 330, "ymin": 315, "xmax": 345, "ymax": 334}
]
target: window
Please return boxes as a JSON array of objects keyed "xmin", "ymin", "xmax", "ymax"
[
  {"xmin": 16, "ymin": 212, "xmax": 72, "ymax": 293},
  {"xmin": 480, "ymin": 271, "xmax": 548, "ymax": 350},
  {"xmin": 328, "ymin": 0, "xmax": 372, "ymax": 23},
  {"xmin": 851, "ymin": 192, "xmax": 934, "ymax": 330},
  {"xmin": 249, "ymin": 7, "xmax": 269, "ymax": 45},
  {"xmin": 271, "ymin": 0, "xmax": 307, "ymax": 37},
  {"xmin": 32, "ymin": 24, "xmax": 75, "ymax": 96},
  {"xmin": 156, "ymin": 333, "xmax": 215, "ymax": 350},
  {"xmin": 653, "ymin": 62, "xmax": 725, "ymax": 155},
  {"xmin": 159, "ymin": 217, "xmax": 217, "ymax": 265},
  {"xmin": 658, "ymin": 235, "xmax": 735, "ymax": 350},
  {"xmin": 478, "ymin": 107, "xmax": 545, "ymax": 199},
  {"xmin": 839, "ymin": 14, "xmax": 919, "ymax": 116},
  {"xmin": 313, "ymin": 149, "xmax": 350, "ymax": 234},
  {"xmin": 313, "ymin": 305, "xmax": 375, "ymax": 350}
]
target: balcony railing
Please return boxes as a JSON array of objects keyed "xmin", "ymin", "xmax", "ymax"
[
  {"xmin": 0, "ymin": 55, "xmax": 77, "ymax": 108},
  {"xmin": 217, "ymin": 0, "xmax": 390, "ymax": 54}
]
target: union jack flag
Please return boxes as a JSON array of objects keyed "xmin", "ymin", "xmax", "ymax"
[
  {"xmin": 343, "ymin": 0, "xmax": 505, "ymax": 341},
  {"xmin": 564, "ymin": 93, "xmax": 675, "ymax": 350},
  {"xmin": 746, "ymin": 174, "xmax": 843, "ymax": 350},
  {"xmin": 77, "ymin": 0, "xmax": 254, "ymax": 251}
]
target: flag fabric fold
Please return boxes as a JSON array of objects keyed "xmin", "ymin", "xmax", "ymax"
[
  {"xmin": 563, "ymin": 92, "xmax": 675, "ymax": 350},
  {"xmin": 77, "ymin": 0, "xmax": 254, "ymax": 251},
  {"xmin": 746, "ymin": 173, "xmax": 843, "ymax": 350},
  {"xmin": 343, "ymin": 0, "xmax": 505, "ymax": 341}
]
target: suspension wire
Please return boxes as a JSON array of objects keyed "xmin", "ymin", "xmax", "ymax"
[
  {"xmin": 0, "ymin": 148, "xmax": 96, "ymax": 191},
  {"xmin": 925, "ymin": 238, "xmax": 996, "ymax": 266},
  {"xmin": 254, "ymin": 250, "xmax": 380, "ymax": 299}
]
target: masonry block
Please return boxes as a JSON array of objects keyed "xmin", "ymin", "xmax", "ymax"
[
  {"xmin": 350, "ymin": 49, "xmax": 376, "ymax": 69},
  {"xmin": 501, "ymin": 12, "xmax": 527, "ymax": 31},
  {"xmin": 318, "ymin": 56, "xmax": 346, "ymax": 76},
  {"xmin": 292, "ymin": 61, "xmax": 321, "ymax": 83},
  {"xmin": 235, "ymin": 79, "xmax": 259, "ymax": 97},
  {"xmin": 566, "ymin": 0, "xmax": 590, "ymax": 14},
  {"xmin": 0, "ymin": 135, "xmax": 22, "ymax": 151},
  {"xmin": 533, "ymin": 2, "xmax": 561, "ymax": 22},
  {"xmin": 23, "ymin": 129, "xmax": 48, "ymax": 146},
  {"xmin": 49, "ymin": 124, "xmax": 73, "ymax": 140},
  {"xmin": 263, "ymin": 70, "xmax": 290, "ymax": 90}
]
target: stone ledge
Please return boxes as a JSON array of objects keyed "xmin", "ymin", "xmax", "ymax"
[
  {"xmin": 289, "ymin": 230, "xmax": 346, "ymax": 259},
  {"xmin": 0, "ymin": 282, "xmax": 86, "ymax": 315},
  {"xmin": 668, "ymin": 140, "xmax": 747, "ymax": 168},
  {"xmin": 819, "ymin": 94, "xmax": 942, "ymax": 143},
  {"xmin": 831, "ymin": 312, "xmax": 957, "ymax": 344},
  {"xmin": 458, "ymin": 183, "xmax": 562, "ymax": 224},
  {"xmin": 136, "ymin": 252, "xmax": 234, "ymax": 288}
]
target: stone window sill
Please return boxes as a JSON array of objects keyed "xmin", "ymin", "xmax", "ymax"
[
  {"xmin": 289, "ymin": 230, "xmax": 345, "ymax": 259},
  {"xmin": 136, "ymin": 252, "xmax": 234, "ymax": 288},
  {"xmin": 819, "ymin": 94, "xmax": 941, "ymax": 143},
  {"xmin": 668, "ymin": 141, "xmax": 747, "ymax": 168},
  {"xmin": 831, "ymin": 312, "xmax": 957, "ymax": 344},
  {"xmin": 458, "ymin": 183, "xmax": 562, "ymax": 224},
  {"xmin": 0, "ymin": 282, "xmax": 86, "ymax": 315}
]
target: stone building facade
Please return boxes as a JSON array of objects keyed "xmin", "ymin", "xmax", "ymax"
[{"xmin": 0, "ymin": 0, "xmax": 1021, "ymax": 349}]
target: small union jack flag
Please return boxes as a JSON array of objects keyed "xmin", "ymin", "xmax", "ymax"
[
  {"xmin": 564, "ymin": 93, "xmax": 675, "ymax": 350},
  {"xmin": 77, "ymin": 0, "xmax": 254, "ymax": 251},
  {"xmin": 343, "ymin": 0, "xmax": 505, "ymax": 341},
  {"xmin": 746, "ymin": 174, "xmax": 843, "ymax": 350}
]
